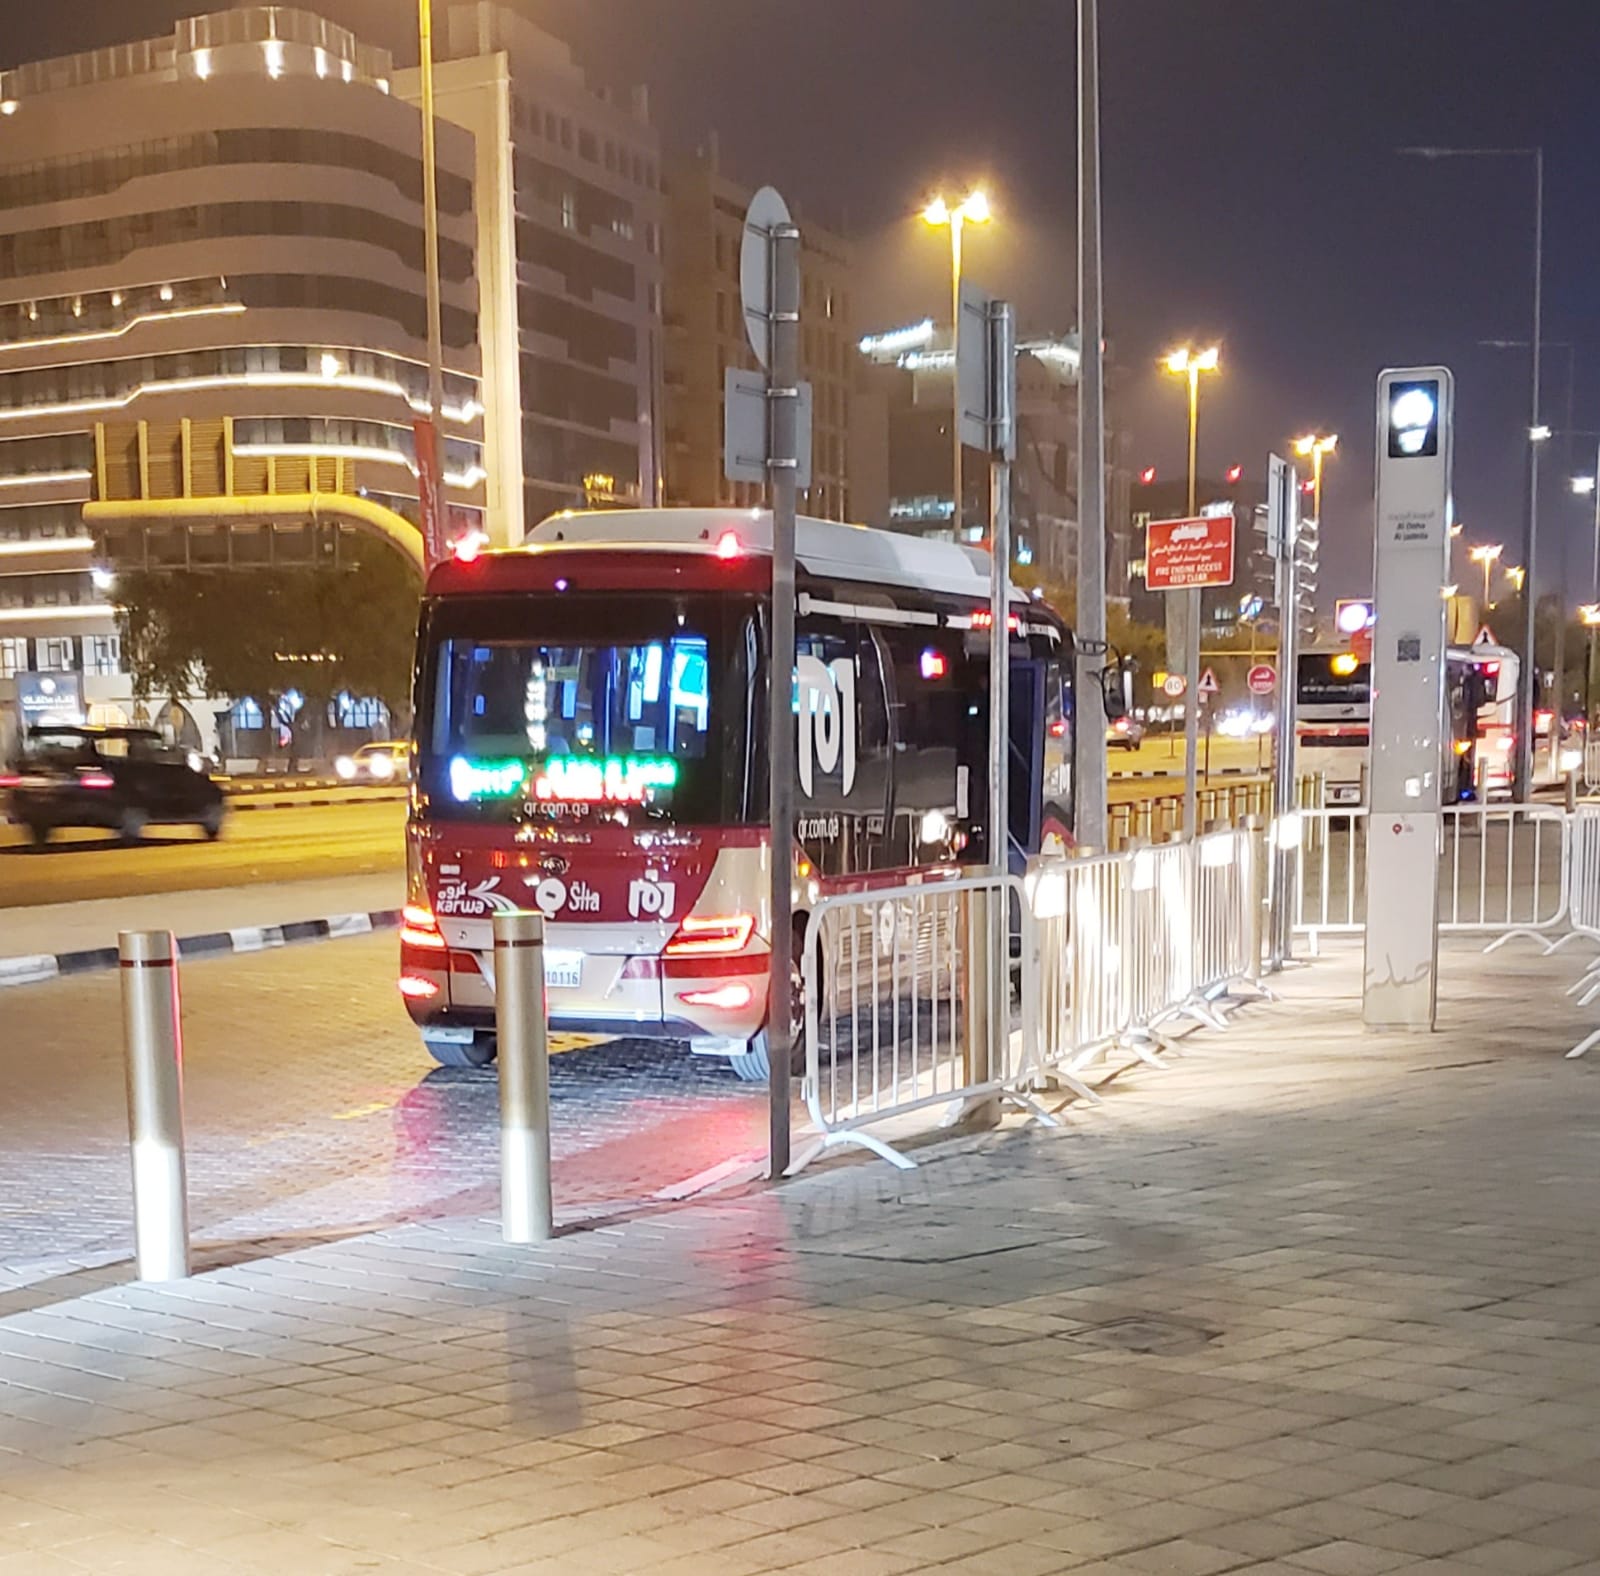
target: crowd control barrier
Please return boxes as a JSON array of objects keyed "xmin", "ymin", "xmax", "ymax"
[
  {"xmin": 1290, "ymin": 805, "xmax": 1571, "ymax": 950},
  {"xmin": 794, "ymin": 828, "xmax": 1267, "ymax": 1171}
]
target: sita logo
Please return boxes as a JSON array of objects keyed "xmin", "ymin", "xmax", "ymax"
[{"xmin": 796, "ymin": 655, "xmax": 857, "ymax": 797}]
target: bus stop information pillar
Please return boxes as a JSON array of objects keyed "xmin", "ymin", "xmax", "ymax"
[{"xmin": 1363, "ymin": 367, "xmax": 1455, "ymax": 1030}]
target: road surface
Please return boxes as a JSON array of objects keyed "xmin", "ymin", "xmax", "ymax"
[
  {"xmin": 0, "ymin": 765, "xmax": 1267, "ymax": 909},
  {"xmin": 0, "ymin": 797, "xmax": 407, "ymax": 908}
]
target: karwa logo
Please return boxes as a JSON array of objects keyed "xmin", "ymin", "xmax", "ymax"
[{"xmin": 797, "ymin": 655, "xmax": 857, "ymax": 797}]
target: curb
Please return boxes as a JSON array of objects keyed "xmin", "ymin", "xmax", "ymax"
[
  {"xmin": 1110, "ymin": 767, "xmax": 1266, "ymax": 781},
  {"xmin": 229, "ymin": 793, "xmax": 405, "ymax": 813},
  {"xmin": 0, "ymin": 907, "xmax": 402, "ymax": 990}
]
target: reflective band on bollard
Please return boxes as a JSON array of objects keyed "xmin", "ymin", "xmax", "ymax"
[
  {"xmin": 118, "ymin": 930, "xmax": 190, "ymax": 1281},
  {"xmin": 494, "ymin": 910, "xmax": 554, "ymax": 1243}
]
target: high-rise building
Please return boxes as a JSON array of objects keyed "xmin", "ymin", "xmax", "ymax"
[
  {"xmin": 661, "ymin": 139, "xmax": 854, "ymax": 520},
  {"xmin": 855, "ymin": 321, "xmax": 1123, "ymax": 586},
  {"xmin": 412, "ymin": 2, "xmax": 663, "ymax": 534},
  {"xmin": 0, "ymin": 7, "xmax": 484, "ymax": 755}
]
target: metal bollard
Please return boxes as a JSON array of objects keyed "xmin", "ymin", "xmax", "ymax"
[
  {"xmin": 494, "ymin": 910, "xmax": 554, "ymax": 1243},
  {"xmin": 118, "ymin": 930, "xmax": 190, "ymax": 1282}
]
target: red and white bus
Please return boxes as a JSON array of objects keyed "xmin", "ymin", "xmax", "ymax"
[{"xmin": 398, "ymin": 508, "xmax": 1078, "ymax": 1076}]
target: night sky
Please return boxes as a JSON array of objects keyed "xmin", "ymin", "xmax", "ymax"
[{"xmin": 7, "ymin": 0, "xmax": 1600, "ymax": 607}]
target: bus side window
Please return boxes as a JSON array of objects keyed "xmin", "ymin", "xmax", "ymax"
[
  {"xmin": 1044, "ymin": 658, "xmax": 1072, "ymax": 814},
  {"xmin": 880, "ymin": 625, "xmax": 968, "ymax": 867},
  {"xmin": 794, "ymin": 618, "xmax": 891, "ymax": 877}
]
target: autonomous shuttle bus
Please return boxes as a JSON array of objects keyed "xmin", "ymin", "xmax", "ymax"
[{"xmin": 399, "ymin": 509, "xmax": 1082, "ymax": 1076}]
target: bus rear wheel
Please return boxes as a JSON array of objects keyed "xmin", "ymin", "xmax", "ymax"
[
  {"xmin": 729, "ymin": 935, "xmax": 806, "ymax": 1083},
  {"xmin": 422, "ymin": 1030, "xmax": 497, "ymax": 1068}
]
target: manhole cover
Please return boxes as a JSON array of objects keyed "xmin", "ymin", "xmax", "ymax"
[{"xmin": 1059, "ymin": 1315, "xmax": 1219, "ymax": 1355}]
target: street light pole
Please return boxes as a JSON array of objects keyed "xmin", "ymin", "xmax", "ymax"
[
  {"xmin": 1075, "ymin": 0, "xmax": 1108, "ymax": 853},
  {"xmin": 950, "ymin": 211, "xmax": 963, "ymax": 538},
  {"xmin": 923, "ymin": 192, "xmax": 990, "ymax": 540},
  {"xmin": 417, "ymin": 0, "xmax": 446, "ymax": 428},
  {"xmin": 1164, "ymin": 345, "xmax": 1219, "ymax": 837},
  {"xmin": 1399, "ymin": 145, "xmax": 1543, "ymax": 799}
]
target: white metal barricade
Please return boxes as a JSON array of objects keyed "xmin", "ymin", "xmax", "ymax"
[
  {"xmin": 1291, "ymin": 804, "xmax": 1570, "ymax": 948},
  {"xmin": 794, "ymin": 872, "xmax": 1056, "ymax": 1171},
  {"xmin": 792, "ymin": 835, "xmax": 1272, "ymax": 1170},
  {"xmin": 1444, "ymin": 806, "xmax": 1569, "ymax": 940},
  {"xmin": 1558, "ymin": 805, "xmax": 1600, "ymax": 1058}
]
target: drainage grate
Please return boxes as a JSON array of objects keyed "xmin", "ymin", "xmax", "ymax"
[{"xmin": 1059, "ymin": 1314, "xmax": 1220, "ymax": 1355}]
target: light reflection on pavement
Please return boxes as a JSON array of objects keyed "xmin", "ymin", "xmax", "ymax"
[{"xmin": 0, "ymin": 933, "xmax": 774, "ymax": 1292}]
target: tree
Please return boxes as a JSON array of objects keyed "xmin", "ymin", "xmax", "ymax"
[
  {"xmin": 119, "ymin": 536, "xmax": 422, "ymax": 757},
  {"xmin": 1012, "ymin": 564, "xmax": 1167, "ymax": 704}
]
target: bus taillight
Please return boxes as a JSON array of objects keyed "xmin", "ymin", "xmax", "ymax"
[
  {"xmin": 401, "ymin": 903, "xmax": 447, "ymax": 950},
  {"xmin": 664, "ymin": 913, "xmax": 757, "ymax": 956}
]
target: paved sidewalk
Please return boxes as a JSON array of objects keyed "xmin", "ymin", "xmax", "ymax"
[{"xmin": 4, "ymin": 936, "xmax": 1600, "ymax": 1574}]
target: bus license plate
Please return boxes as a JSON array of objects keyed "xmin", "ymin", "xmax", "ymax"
[{"xmin": 544, "ymin": 951, "xmax": 582, "ymax": 989}]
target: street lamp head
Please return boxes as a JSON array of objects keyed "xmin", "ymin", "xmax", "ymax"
[
  {"xmin": 1581, "ymin": 604, "xmax": 1600, "ymax": 626},
  {"xmin": 1195, "ymin": 345, "xmax": 1220, "ymax": 372},
  {"xmin": 1294, "ymin": 432, "xmax": 1338, "ymax": 459},
  {"xmin": 1468, "ymin": 543, "xmax": 1503, "ymax": 565},
  {"xmin": 1574, "ymin": 476, "xmax": 1597, "ymax": 496},
  {"xmin": 1163, "ymin": 347, "xmax": 1191, "ymax": 375},
  {"xmin": 959, "ymin": 190, "xmax": 990, "ymax": 225},
  {"xmin": 923, "ymin": 190, "xmax": 990, "ymax": 229},
  {"xmin": 1505, "ymin": 565, "xmax": 1526, "ymax": 590},
  {"xmin": 1531, "ymin": 424, "xmax": 1553, "ymax": 442},
  {"xmin": 921, "ymin": 196, "xmax": 950, "ymax": 228}
]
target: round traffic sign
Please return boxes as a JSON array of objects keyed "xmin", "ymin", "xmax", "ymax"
[
  {"xmin": 1247, "ymin": 663, "xmax": 1276, "ymax": 696},
  {"xmin": 1163, "ymin": 674, "xmax": 1186, "ymax": 698}
]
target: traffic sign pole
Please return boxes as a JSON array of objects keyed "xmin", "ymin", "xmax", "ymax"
[{"xmin": 1142, "ymin": 513, "xmax": 1236, "ymax": 840}]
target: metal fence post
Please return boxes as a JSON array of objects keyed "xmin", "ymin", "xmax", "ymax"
[
  {"xmin": 494, "ymin": 910, "xmax": 554, "ymax": 1243},
  {"xmin": 118, "ymin": 930, "xmax": 189, "ymax": 1282}
]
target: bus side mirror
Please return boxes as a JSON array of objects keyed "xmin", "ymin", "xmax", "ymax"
[{"xmin": 1099, "ymin": 667, "xmax": 1127, "ymax": 723}]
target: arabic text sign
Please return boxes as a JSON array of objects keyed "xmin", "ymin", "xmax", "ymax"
[{"xmin": 1145, "ymin": 515, "xmax": 1236, "ymax": 591}]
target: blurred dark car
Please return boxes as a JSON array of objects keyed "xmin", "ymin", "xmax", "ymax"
[{"xmin": 2, "ymin": 725, "xmax": 226, "ymax": 846}]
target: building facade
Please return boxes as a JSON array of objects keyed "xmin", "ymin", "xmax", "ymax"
[
  {"xmin": 661, "ymin": 139, "xmax": 854, "ymax": 520},
  {"xmin": 0, "ymin": 7, "xmax": 484, "ymax": 757},
  {"xmin": 412, "ymin": 2, "xmax": 663, "ymax": 535},
  {"xmin": 855, "ymin": 321, "xmax": 1131, "ymax": 595}
]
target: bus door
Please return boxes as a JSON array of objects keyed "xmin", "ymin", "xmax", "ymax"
[{"xmin": 1008, "ymin": 658, "xmax": 1045, "ymax": 865}]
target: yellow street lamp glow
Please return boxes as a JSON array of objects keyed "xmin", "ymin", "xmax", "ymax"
[
  {"xmin": 1580, "ymin": 604, "xmax": 1600, "ymax": 627},
  {"xmin": 1293, "ymin": 432, "xmax": 1338, "ymax": 458},
  {"xmin": 922, "ymin": 190, "xmax": 990, "ymax": 229},
  {"xmin": 1468, "ymin": 543, "xmax": 1503, "ymax": 566},
  {"xmin": 1164, "ymin": 345, "xmax": 1220, "ymax": 377},
  {"xmin": 1505, "ymin": 565, "xmax": 1526, "ymax": 591}
]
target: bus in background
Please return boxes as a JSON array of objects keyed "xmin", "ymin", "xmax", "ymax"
[
  {"xmin": 1451, "ymin": 641, "xmax": 1519, "ymax": 796},
  {"xmin": 399, "ymin": 509, "xmax": 1084, "ymax": 1078},
  {"xmin": 1295, "ymin": 651, "xmax": 1369, "ymax": 806},
  {"xmin": 1295, "ymin": 645, "xmax": 1515, "ymax": 806}
]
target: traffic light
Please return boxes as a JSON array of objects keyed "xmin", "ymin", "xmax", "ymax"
[
  {"xmin": 1139, "ymin": 465, "xmax": 1157, "ymax": 485},
  {"xmin": 1225, "ymin": 464, "xmax": 1243, "ymax": 484}
]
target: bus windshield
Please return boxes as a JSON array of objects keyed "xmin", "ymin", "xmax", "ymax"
[{"xmin": 420, "ymin": 593, "xmax": 758, "ymax": 824}]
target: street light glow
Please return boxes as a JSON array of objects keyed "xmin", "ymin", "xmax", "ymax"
[
  {"xmin": 1531, "ymin": 424, "xmax": 1553, "ymax": 442},
  {"xmin": 1468, "ymin": 543, "xmax": 1504, "ymax": 566},
  {"xmin": 922, "ymin": 190, "xmax": 990, "ymax": 229}
]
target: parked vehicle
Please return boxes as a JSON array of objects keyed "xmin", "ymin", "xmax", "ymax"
[{"xmin": 2, "ymin": 725, "xmax": 226, "ymax": 845}]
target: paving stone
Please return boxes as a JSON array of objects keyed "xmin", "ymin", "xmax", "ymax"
[{"xmin": 1, "ymin": 938, "xmax": 1599, "ymax": 1573}]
